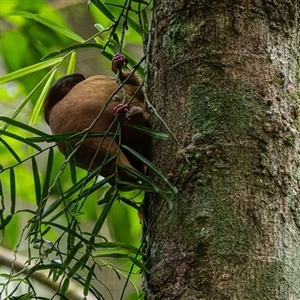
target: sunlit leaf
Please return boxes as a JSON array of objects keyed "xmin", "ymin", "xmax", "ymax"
[
  {"xmin": 0, "ymin": 137, "xmax": 21, "ymax": 163},
  {"xmin": 0, "ymin": 116, "xmax": 49, "ymax": 136},
  {"xmin": 94, "ymin": 23, "xmax": 105, "ymax": 32},
  {"xmin": 0, "ymin": 130, "xmax": 41, "ymax": 151},
  {"xmin": 127, "ymin": 16, "xmax": 146, "ymax": 36},
  {"xmin": 67, "ymin": 51, "xmax": 76, "ymax": 74},
  {"xmin": 30, "ymin": 68, "xmax": 57, "ymax": 124},
  {"xmin": 0, "ymin": 179, "xmax": 4, "ymax": 209},
  {"xmin": 90, "ymin": 0, "xmax": 116, "ymax": 22},
  {"xmin": 10, "ymin": 168, "xmax": 16, "ymax": 215},
  {"xmin": 0, "ymin": 58, "xmax": 63, "ymax": 84}
]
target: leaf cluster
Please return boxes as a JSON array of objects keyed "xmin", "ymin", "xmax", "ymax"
[{"xmin": 0, "ymin": 0, "xmax": 177, "ymax": 299}]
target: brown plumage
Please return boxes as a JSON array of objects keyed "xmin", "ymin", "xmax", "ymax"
[{"xmin": 43, "ymin": 54, "xmax": 150, "ymax": 182}]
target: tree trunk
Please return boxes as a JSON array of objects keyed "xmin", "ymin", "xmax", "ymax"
[{"xmin": 145, "ymin": 1, "xmax": 300, "ymax": 299}]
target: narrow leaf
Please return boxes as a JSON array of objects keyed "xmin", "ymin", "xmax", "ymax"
[
  {"xmin": 0, "ymin": 58, "xmax": 63, "ymax": 84},
  {"xmin": 42, "ymin": 148, "xmax": 54, "ymax": 199},
  {"xmin": 128, "ymin": 256, "xmax": 149, "ymax": 273},
  {"xmin": 90, "ymin": 0, "xmax": 116, "ymax": 21},
  {"xmin": 42, "ymin": 43, "xmax": 104, "ymax": 60},
  {"xmin": 8, "ymin": 12, "xmax": 85, "ymax": 43},
  {"xmin": 142, "ymin": 10, "xmax": 149, "ymax": 32},
  {"xmin": 0, "ymin": 179, "xmax": 4, "ymax": 209},
  {"xmin": 68, "ymin": 253, "xmax": 88, "ymax": 278},
  {"xmin": 118, "ymin": 164, "xmax": 160, "ymax": 193},
  {"xmin": 84, "ymin": 264, "xmax": 95, "ymax": 296},
  {"xmin": 27, "ymin": 131, "xmax": 114, "ymax": 143},
  {"xmin": 10, "ymin": 168, "xmax": 16, "ymax": 214},
  {"xmin": 30, "ymin": 69, "xmax": 57, "ymax": 125},
  {"xmin": 0, "ymin": 70, "xmax": 56, "ymax": 129},
  {"xmin": 127, "ymin": 16, "xmax": 144, "ymax": 36},
  {"xmin": 31, "ymin": 157, "xmax": 41, "ymax": 206},
  {"xmin": 0, "ymin": 116, "xmax": 49, "ymax": 137},
  {"xmin": 0, "ymin": 130, "xmax": 41, "ymax": 151},
  {"xmin": 0, "ymin": 137, "xmax": 21, "ymax": 162},
  {"xmin": 60, "ymin": 278, "xmax": 70, "ymax": 296},
  {"xmin": 92, "ymin": 188, "xmax": 117, "ymax": 234},
  {"xmin": 43, "ymin": 222, "xmax": 90, "ymax": 244},
  {"xmin": 124, "ymin": 123, "xmax": 169, "ymax": 140},
  {"xmin": 65, "ymin": 142, "xmax": 77, "ymax": 185},
  {"xmin": 121, "ymin": 145, "xmax": 177, "ymax": 194},
  {"xmin": 63, "ymin": 242, "xmax": 84, "ymax": 274},
  {"xmin": 67, "ymin": 51, "xmax": 76, "ymax": 74}
]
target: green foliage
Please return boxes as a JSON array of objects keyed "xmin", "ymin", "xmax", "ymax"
[{"xmin": 0, "ymin": 0, "xmax": 177, "ymax": 299}]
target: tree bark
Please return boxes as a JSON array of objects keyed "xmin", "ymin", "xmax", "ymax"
[{"xmin": 145, "ymin": 0, "xmax": 300, "ymax": 299}]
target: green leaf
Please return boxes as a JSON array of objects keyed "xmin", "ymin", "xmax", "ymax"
[
  {"xmin": 68, "ymin": 253, "xmax": 90, "ymax": 278},
  {"xmin": 84, "ymin": 264, "xmax": 95, "ymax": 296},
  {"xmin": 42, "ymin": 148, "xmax": 54, "ymax": 199},
  {"xmin": 131, "ymin": 0, "xmax": 149, "ymax": 3},
  {"xmin": 128, "ymin": 256, "xmax": 149, "ymax": 273},
  {"xmin": 92, "ymin": 187, "xmax": 117, "ymax": 235},
  {"xmin": 8, "ymin": 11, "xmax": 85, "ymax": 43},
  {"xmin": 121, "ymin": 145, "xmax": 177, "ymax": 194},
  {"xmin": 64, "ymin": 242, "xmax": 84, "ymax": 276},
  {"xmin": 27, "ymin": 131, "xmax": 114, "ymax": 143},
  {"xmin": 0, "ymin": 137, "xmax": 21, "ymax": 163},
  {"xmin": 127, "ymin": 16, "xmax": 145, "ymax": 36},
  {"xmin": 142, "ymin": 10, "xmax": 149, "ymax": 33},
  {"xmin": 0, "ymin": 179, "xmax": 4, "ymax": 208},
  {"xmin": 90, "ymin": 0, "xmax": 116, "ymax": 22},
  {"xmin": 93, "ymin": 248, "xmax": 129, "ymax": 258},
  {"xmin": 0, "ymin": 57, "xmax": 63, "ymax": 84},
  {"xmin": 65, "ymin": 142, "xmax": 77, "ymax": 185},
  {"xmin": 67, "ymin": 51, "xmax": 77, "ymax": 74},
  {"xmin": 124, "ymin": 123, "xmax": 169, "ymax": 140},
  {"xmin": 0, "ymin": 71, "xmax": 56, "ymax": 129},
  {"xmin": 118, "ymin": 164, "xmax": 160, "ymax": 193},
  {"xmin": 94, "ymin": 23, "xmax": 106, "ymax": 32},
  {"xmin": 93, "ymin": 241, "xmax": 141, "ymax": 253},
  {"xmin": 10, "ymin": 168, "xmax": 16, "ymax": 215},
  {"xmin": 119, "ymin": 196, "xmax": 141, "ymax": 211},
  {"xmin": 31, "ymin": 157, "xmax": 41, "ymax": 206},
  {"xmin": 43, "ymin": 222, "xmax": 90, "ymax": 244},
  {"xmin": 60, "ymin": 278, "xmax": 70, "ymax": 296},
  {"xmin": 0, "ymin": 130, "xmax": 41, "ymax": 151},
  {"xmin": 30, "ymin": 68, "xmax": 57, "ymax": 125},
  {"xmin": 0, "ymin": 116, "xmax": 49, "ymax": 137},
  {"xmin": 41, "ymin": 43, "xmax": 104, "ymax": 60}
]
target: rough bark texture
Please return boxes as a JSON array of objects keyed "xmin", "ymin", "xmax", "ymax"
[{"xmin": 145, "ymin": 0, "xmax": 300, "ymax": 299}]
